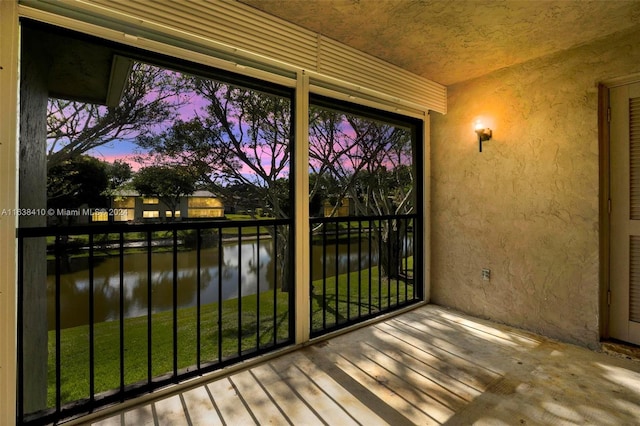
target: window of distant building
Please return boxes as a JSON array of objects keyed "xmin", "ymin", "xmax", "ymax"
[{"xmin": 188, "ymin": 196, "xmax": 224, "ymax": 218}]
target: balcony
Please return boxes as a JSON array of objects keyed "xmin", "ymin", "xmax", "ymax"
[
  {"xmin": 17, "ymin": 216, "xmax": 421, "ymax": 425},
  {"xmin": 82, "ymin": 304, "xmax": 640, "ymax": 425}
]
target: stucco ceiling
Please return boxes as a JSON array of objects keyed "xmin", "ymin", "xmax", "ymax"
[{"xmin": 239, "ymin": 0, "xmax": 640, "ymax": 86}]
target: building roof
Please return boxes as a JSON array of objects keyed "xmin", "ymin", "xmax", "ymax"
[{"xmin": 112, "ymin": 189, "xmax": 217, "ymax": 198}]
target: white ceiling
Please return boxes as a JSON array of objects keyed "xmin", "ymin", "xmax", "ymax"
[{"xmin": 240, "ymin": 0, "xmax": 640, "ymax": 86}]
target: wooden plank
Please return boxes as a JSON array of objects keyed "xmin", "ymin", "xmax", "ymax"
[
  {"xmin": 180, "ymin": 386, "xmax": 223, "ymax": 426},
  {"xmin": 326, "ymin": 348, "xmax": 451, "ymax": 425},
  {"xmin": 375, "ymin": 320, "xmax": 501, "ymax": 389},
  {"xmin": 147, "ymin": 395, "xmax": 190, "ymax": 425},
  {"xmin": 228, "ymin": 370, "xmax": 290, "ymax": 425},
  {"xmin": 361, "ymin": 329, "xmax": 480, "ymax": 404},
  {"xmin": 206, "ymin": 378, "xmax": 256, "ymax": 425},
  {"xmin": 275, "ymin": 352, "xmax": 382, "ymax": 425},
  {"xmin": 248, "ymin": 362, "xmax": 324, "ymax": 426}
]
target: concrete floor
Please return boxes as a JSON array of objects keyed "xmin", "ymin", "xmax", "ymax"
[{"xmin": 87, "ymin": 305, "xmax": 640, "ymax": 425}]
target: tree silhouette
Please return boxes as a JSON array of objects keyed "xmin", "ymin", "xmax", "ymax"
[
  {"xmin": 309, "ymin": 107, "xmax": 415, "ymax": 279},
  {"xmin": 137, "ymin": 77, "xmax": 294, "ymax": 289},
  {"xmin": 46, "ymin": 62, "xmax": 187, "ymax": 169},
  {"xmin": 131, "ymin": 165, "xmax": 197, "ymax": 220},
  {"xmin": 47, "ymin": 155, "xmax": 109, "ymax": 224}
]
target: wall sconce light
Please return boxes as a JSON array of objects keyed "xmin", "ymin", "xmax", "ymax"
[{"xmin": 474, "ymin": 121, "xmax": 492, "ymax": 152}]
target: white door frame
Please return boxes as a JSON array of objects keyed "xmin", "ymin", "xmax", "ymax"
[{"xmin": 599, "ymin": 74, "xmax": 640, "ymax": 342}]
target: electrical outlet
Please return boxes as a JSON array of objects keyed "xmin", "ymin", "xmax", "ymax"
[{"xmin": 481, "ymin": 268, "xmax": 491, "ymax": 281}]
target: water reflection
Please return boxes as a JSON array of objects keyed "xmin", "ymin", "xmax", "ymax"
[
  {"xmin": 48, "ymin": 240, "xmax": 273, "ymax": 329},
  {"xmin": 48, "ymin": 237, "xmax": 411, "ymax": 329}
]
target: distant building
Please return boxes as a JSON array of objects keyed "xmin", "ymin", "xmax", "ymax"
[
  {"xmin": 93, "ymin": 190, "xmax": 225, "ymax": 222},
  {"xmin": 323, "ymin": 197, "xmax": 355, "ymax": 217}
]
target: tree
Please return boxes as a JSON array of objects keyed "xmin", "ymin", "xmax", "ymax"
[
  {"xmin": 140, "ymin": 78, "xmax": 292, "ymax": 216},
  {"xmin": 46, "ymin": 62, "xmax": 187, "ymax": 169},
  {"xmin": 309, "ymin": 107, "xmax": 415, "ymax": 279},
  {"xmin": 47, "ymin": 155, "xmax": 109, "ymax": 223},
  {"xmin": 308, "ymin": 172, "xmax": 341, "ymax": 217},
  {"xmin": 137, "ymin": 77, "xmax": 293, "ymax": 288},
  {"xmin": 308, "ymin": 109, "xmax": 396, "ymax": 217},
  {"xmin": 131, "ymin": 165, "xmax": 197, "ymax": 220},
  {"xmin": 106, "ymin": 160, "xmax": 132, "ymax": 190},
  {"xmin": 138, "ymin": 76, "xmax": 416, "ymax": 282}
]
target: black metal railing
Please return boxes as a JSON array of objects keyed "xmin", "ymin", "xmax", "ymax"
[
  {"xmin": 309, "ymin": 214, "xmax": 422, "ymax": 337},
  {"xmin": 17, "ymin": 219, "xmax": 293, "ymax": 425}
]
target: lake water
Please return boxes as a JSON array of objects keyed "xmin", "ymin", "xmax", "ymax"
[{"xmin": 47, "ymin": 238, "xmax": 391, "ymax": 329}]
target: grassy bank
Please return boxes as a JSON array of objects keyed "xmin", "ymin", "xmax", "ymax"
[
  {"xmin": 48, "ymin": 289, "xmax": 290, "ymax": 407},
  {"xmin": 310, "ymin": 259, "xmax": 415, "ymax": 331},
  {"xmin": 46, "ymin": 258, "xmax": 415, "ymax": 407}
]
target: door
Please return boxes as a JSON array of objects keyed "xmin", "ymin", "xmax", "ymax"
[{"xmin": 610, "ymin": 81, "xmax": 640, "ymax": 345}]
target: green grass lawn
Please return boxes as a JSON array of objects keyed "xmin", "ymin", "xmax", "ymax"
[
  {"xmin": 49, "ymin": 289, "xmax": 290, "ymax": 407},
  {"xmin": 46, "ymin": 257, "xmax": 415, "ymax": 408},
  {"xmin": 310, "ymin": 258, "xmax": 415, "ymax": 332}
]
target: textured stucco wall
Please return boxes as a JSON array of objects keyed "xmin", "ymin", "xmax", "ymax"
[{"xmin": 431, "ymin": 26, "xmax": 640, "ymax": 348}]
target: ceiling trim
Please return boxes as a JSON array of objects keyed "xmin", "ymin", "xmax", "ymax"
[{"xmin": 19, "ymin": 0, "xmax": 446, "ymax": 114}]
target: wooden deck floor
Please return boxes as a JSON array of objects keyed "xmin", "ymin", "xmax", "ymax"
[{"xmin": 87, "ymin": 305, "xmax": 640, "ymax": 425}]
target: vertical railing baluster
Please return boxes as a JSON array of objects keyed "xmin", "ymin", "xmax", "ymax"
[
  {"xmin": 217, "ymin": 225, "xmax": 223, "ymax": 362},
  {"xmin": 368, "ymin": 219, "xmax": 373, "ymax": 316},
  {"xmin": 196, "ymin": 227, "xmax": 202, "ymax": 369},
  {"xmin": 172, "ymin": 229, "xmax": 178, "ymax": 378},
  {"xmin": 256, "ymin": 231, "xmax": 261, "ymax": 350},
  {"xmin": 55, "ymin": 234, "xmax": 62, "ymax": 413},
  {"xmin": 387, "ymin": 218, "xmax": 392, "ymax": 309},
  {"xmin": 403, "ymin": 218, "xmax": 406, "ymax": 300},
  {"xmin": 396, "ymin": 219, "xmax": 400, "ymax": 305},
  {"xmin": 147, "ymin": 230, "xmax": 152, "ymax": 385},
  {"xmin": 272, "ymin": 225, "xmax": 278, "ymax": 345},
  {"xmin": 346, "ymin": 220, "xmax": 351, "ymax": 321},
  {"xmin": 237, "ymin": 227, "xmax": 242, "ymax": 356},
  {"xmin": 334, "ymin": 218, "xmax": 339, "ymax": 326},
  {"xmin": 322, "ymin": 222, "xmax": 327, "ymax": 329},
  {"xmin": 404, "ymin": 218, "xmax": 408, "ymax": 301},
  {"xmin": 377, "ymin": 220, "xmax": 382, "ymax": 313},
  {"xmin": 89, "ymin": 233, "xmax": 95, "ymax": 402},
  {"xmin": 403, "ymin": 219, "xmax": 406, "ymax": 300},
  {"xmin": 358, "ymin": 220, "xmax": 362, "ymax": 318},
  {"xmin": 414, "ymin": 216, "xmax": 418, "ymax": 300},
  {"xmin": 119, "ymin": 232, "xmax": 125, "ymax": 396}
]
